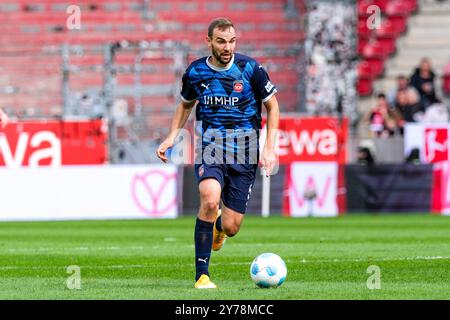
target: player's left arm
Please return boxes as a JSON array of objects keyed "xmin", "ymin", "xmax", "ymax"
[{"xmin": 261, "ymin": 95, "xmax": 279, "ymax": 176}]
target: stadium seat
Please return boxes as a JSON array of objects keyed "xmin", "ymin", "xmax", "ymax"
[
  {"xmin": 358, "ymin": 19, "xmax": 372, "ymax": 40},
  {"xmin": 357, "ymin": 77, "xmax": 373, "ymax": 96},
  {"xmin": 373, "ymin": 0, "xmax": 389, "ymax": 12},
  {"xmin": 362, "ymin": 39, "xmax": 390, "ymax": 59},
  {"xmin": 376, "ymin": 37, "xmax": 397, "ymax": 56},
  {"xmin": 0, "ymin": 0, "xmax": 304, "ymax": 116},
  {"xmin": 149, "ymin": 0, "xmax": 285, "ymax": 12},
  {"xmin": 443, "ymin": 74, "xmax": 450, "ymax": 96},
  {"xmin": 401, "ymin": 0, "xmax": 418, "ymax": 14},
  {"xmin": 358, "ymin": 60, "xmax": 376, "ymax": 79},
  {"xmin": 364, "ymin": 57, "xmax": 385, "ymax": 77},
  {"xmin": 375, "ymin": 19, "xmax": 402, "ymax": 39},
  {"xmin": 385, "ymin": 1, "xmax": 410, "ymax": 34},
  {"xmin": 385, "ymin": 15, "xmax": 408, "ymax": 35},
  {"xmin": 358, "ymin": 38, "xmax": 369, "ymax": 55},
  {"xmin": 385, "ymin": 1, "xmax": 410, "ymax": 16},
  {"xmin": 443, "ymin": 63, "xmax": 450, "ymax": 95},
  {"xmin": 358, "ymin": 0, "xmax": 373, "ymax": 18}
]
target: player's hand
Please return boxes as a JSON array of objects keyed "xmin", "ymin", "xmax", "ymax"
[
  {"xmin": 156, "ymin": 139, "xmax": 174, "ymax": 163},
  {"xmin": 261, "ymin": 147, "xmax": 276, "ymax": 177},
  {"xmin": 0, "ymin": 109, "xmax": 9, "ymax": 129}
]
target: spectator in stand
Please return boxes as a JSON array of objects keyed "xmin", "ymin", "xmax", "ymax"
[
  {"xmin": 387, "ymin": 75, "xmax": 420, "ymax": 107},
  {"xmin": 366, "ymin": 93, "xmax": 400, "ymax": 138},
  {"xmin": 405, "ymin": 148, "xmax": 421, "ymax": 164},
  {"xmin": 395, "ymin": 89, "xmax": 425, "ymax": 122},
  {"xmin": 410, "ymin": 58, "xmax": 439, "ymax": 108},
  {"xmin": 0, "ymin": 108, "xmax": 9, "ymax": 128},
  {"xmin": 394, "ymin": 89, "xmax": 425, "ymax": 134},
  {"xmin": 356, "ymin": 146, "xmax": 375, "ymax": 165}
]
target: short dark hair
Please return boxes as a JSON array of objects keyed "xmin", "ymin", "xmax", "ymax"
[
  {"xmin": 208, "ymin": 18, "xmax": 234, "ymax": 38},
  {"xmin": 377, "ymin": 93, "xmax": 386, "ymax": 99}
]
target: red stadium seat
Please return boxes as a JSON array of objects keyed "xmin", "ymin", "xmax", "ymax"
[
  {"xmin": 0, "ymin": 0, "xmax": 305, "ymax": 116},
  {"xmin": 376, "ymin": 37, "xmax": 397, "ymax": 56},
  {"xmin": 385, "ymin": 1, "xmax": 410, "ymax": 16},
  {"xmin": 358, "ymin": 0, "xmax": 373, "ymax": 17},
  {"xmin": 358, "ymin": 38, "xmax": 369, "ymax": 55},
  {"xmin": 373, "ymin": 0, "xmax": 389, "ymax": 12},
  {"xmin": 386, "ymin": 16, "xmax": 408, "ymax": 34},
  {"xmin": 443, "ymin": 63, "xmax": 450, "ymax": 95},
  {"xmin": 358, "ymin": 19, "xmax": 372, "ymax": 40},
  {"xmin": 375, "ymin": 19, "xmax": 402, "ymax": 39},
  {"xmin": 357, "ymin": 77, "xmax": 374, "ymax": 96},
  {"xmin": 385, "ymin": 1, "xmax": 410, "ymax": 34},
  {"xmin": 357, "ymin": 60, "xmax": 376, "ymax": 79},
  {"xmin": 362, "ymin": 39, "xmax": 390, "ymax": 59},
  {"xmin": 443, "ymin": 74, "xmax": 450, "ymax": 96},
  {"xmin": 364, "ymin": 57, "xmax": 385, "ymax": 77},
  {"xmin": 401, "ymin": 0, "xmax": 418, "ymax": 14}
]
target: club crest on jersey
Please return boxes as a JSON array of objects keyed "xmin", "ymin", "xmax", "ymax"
[{"xmin": 233, "ymin": 80, "xmax": 244, "ymax": 93}]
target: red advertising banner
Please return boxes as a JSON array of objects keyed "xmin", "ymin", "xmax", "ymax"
[
  {"xmin": 262, "ymin": 117, "xmax": 348, "ymax": 164},
  {"xmin": 0, "ymin": 119, "xmax": 108, "ymax": 167},
  {"xmin": 431, "ymin": 162, "xmax": 450, "ymax": 215}
]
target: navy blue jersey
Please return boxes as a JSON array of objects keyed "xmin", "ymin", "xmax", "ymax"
[{"xmin": 181, "ymin": 53, "xmax": 277, "ymax": 164}]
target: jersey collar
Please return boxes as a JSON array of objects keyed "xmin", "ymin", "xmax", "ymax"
[{"xmin": 206, "ymin": 54, "xmax": 235, "ymax": 72}]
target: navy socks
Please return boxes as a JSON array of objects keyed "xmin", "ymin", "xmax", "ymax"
[
  {"xmin": 194, "ymin": 218, "xmax": 214, "ymax": 281},
  {"xmin": 215, "ymin": 215, "xmax": 223, "ymax": 232}
]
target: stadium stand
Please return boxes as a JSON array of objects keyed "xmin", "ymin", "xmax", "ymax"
[
  {"xmin": 0, "ymin": 0, "xmax": 305, "ymax": 122},
  {"xmin": 357, "ymin": 0, "xmax": 450, "ymax": 140},
  {"xmin": 3, "ymin": 0, "xmax": 446, "ymax": 163},
  {"xmin": 443, "ymin": 61, "xmax": 450, "ymax": 96},
  {"xmin": 357, "ymin": 0, "xmax": 417, "ymax": 98}
]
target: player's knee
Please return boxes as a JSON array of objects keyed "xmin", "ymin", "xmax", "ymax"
[
  {"xmin": 201, "ymin": 199, "xmax": 219, "ymax": 215},
  {"xmin": 224, "ymin": 224, "xmax": 240, "ymax": 237}
]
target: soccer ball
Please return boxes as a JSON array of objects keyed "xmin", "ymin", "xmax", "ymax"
[{"xmin": 250, "ymin": 253, "xmax": 287, "ymax": 288}]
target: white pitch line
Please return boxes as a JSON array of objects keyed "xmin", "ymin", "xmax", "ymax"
[
  {"xmin": 3, "ymin": 246, "xmax": 147, "ymax": 253},
  {"xmin": 298, "ymin": 256, "xmax": 450, "ymax": 264},
  {"xmin": 0, "ymin": 256, "xmax": 449, "ymax": 271}
]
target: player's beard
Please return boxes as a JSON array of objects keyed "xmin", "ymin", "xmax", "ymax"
[{"xmin": 212, "ymin": 48, "xmax": 232, "ymax": 66}]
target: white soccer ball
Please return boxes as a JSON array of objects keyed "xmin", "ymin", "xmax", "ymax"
[{"xmin": 250, "ymin": 253, "xmax": 287, "ymax": 288}]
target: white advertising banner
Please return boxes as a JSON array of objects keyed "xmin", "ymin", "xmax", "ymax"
[
  {"xmin": 0, "ymin": 165, "xmax": 178, "ymax": 221},
  {"xmin": 404, "ymin": 123, "xmax": 449, "ymax": 163},
  {"xmin": 288, "ymin": 162, "xmax": 338, "ymax": 217}
]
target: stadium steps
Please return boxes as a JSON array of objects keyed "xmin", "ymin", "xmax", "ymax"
[
  {"xmin": 374, "ymin": 4, "xmax": 450, "ymax": 92},
  {"xmin": 0, "ymin": 0, "xmax": 304, "ymax": 117},
  {"xmin": 359, "ymin": 0, "xmax": 450, "ymax": 121}
]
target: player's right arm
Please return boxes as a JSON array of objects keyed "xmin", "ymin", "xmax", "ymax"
[{"xmin": 156, "ymin": 100, "xmax": 196, "ymax": 163}]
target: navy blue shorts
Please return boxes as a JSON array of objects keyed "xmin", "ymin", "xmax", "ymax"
[{"xmin": 194, "ymin": 163, "xmax": 257, "ymax": 214}]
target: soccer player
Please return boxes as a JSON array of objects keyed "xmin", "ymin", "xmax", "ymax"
[
  {"xmin": 0, "ymin": 108, "xmax": 9, "ymax": 128},
  {"xmin": 156, "ymin": 18, "xmax": 280, "ymax": 289}
]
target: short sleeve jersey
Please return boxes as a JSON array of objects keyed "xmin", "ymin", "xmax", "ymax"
[{"xmin": 180, "ymin": 53, "xmax": 277, "ymax": 160}]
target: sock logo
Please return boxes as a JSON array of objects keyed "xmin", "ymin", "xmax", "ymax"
[{"xmin": 198, "ymin": 257, "xmax": 209, "ymax": 264}]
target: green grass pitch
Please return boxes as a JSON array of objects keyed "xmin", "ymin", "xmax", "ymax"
[{"xmin": 0, "ymin": 214, "xmax": 449, "ymax": 300}]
